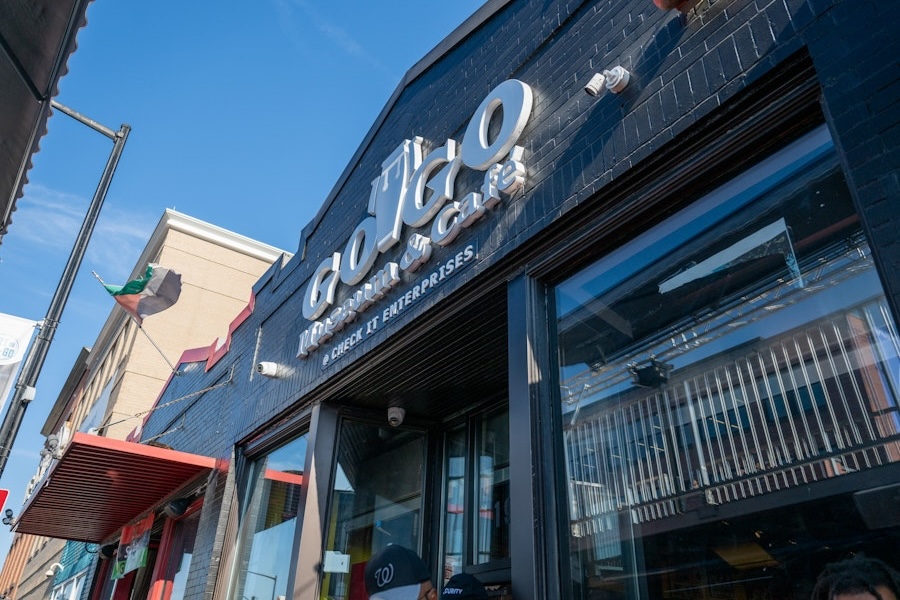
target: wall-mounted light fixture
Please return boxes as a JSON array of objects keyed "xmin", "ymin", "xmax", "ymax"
[
  {"xmin": 45, "ymin": 563, "xmax": 63, "ymax": 578},
  {"xmin": 164, "ymin": 497, "xmax": 190, "ymax": 518},
  {"xmin": 584, "ymin": 66, "xmax": 631, "ymax": 96}
]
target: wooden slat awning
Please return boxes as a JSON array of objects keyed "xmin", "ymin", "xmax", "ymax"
[{"xmin": 15, "ymin": 432, "xmax": 215, "ymax": 543}]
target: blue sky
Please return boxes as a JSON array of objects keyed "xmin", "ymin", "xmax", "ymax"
[{"xmin": 0, "ymin": 0, "xmax": 485, "ymax": 563}]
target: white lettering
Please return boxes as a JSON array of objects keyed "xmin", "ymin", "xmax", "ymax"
[
  {"xmin": 481, "ymin": 163, "xmax": 503, "ymax": 208},
  {"xmin": 298, "ymin": 262, "xmax": 399, "ymax": 358},
  {"xmin": 302, "ymin": 253, "xmax": 341, "ymax": 320},
  {"xmin": 368, "ymin": 138, "xmax": 423, "ymax": 252},
  {"xmin": 399, "ymin": 233, "xmax": 432, "ymax": 272},
  {"xmin": 340, "ymin": 217, "xmax": 379, "ymax": 285},
  {"xmin": 499, "ymin": 146, "xmax": 526, "ymax": 194},
  {"xmin": 431, "ymin": 202, "xmax": 461, "ymax": 247},
  {"xmin": 298, "ymin": 80, "xmax": 534, "ymax": 359},
  {"xmin": 401, "ymin": 140, "xmax": 461, "ymax": 228},
  {"xmin": 461, "ymin": 79, "xmax": 533, "ymax": 170},
  {"xmin": 456, "ymin": 192, "xmax": 486, "ymax": 228}
]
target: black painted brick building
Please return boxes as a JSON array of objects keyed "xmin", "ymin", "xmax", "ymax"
[{"xmin": 128, "ymin": 0, "xmax": 900, "ymax": 599}]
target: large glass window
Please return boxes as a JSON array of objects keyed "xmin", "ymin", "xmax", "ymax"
[
  {"xmin": 232, "ymin": 434, "xmax": 307, "ymax": 600},
  {"xmin": 555, "ymin": 128, "xmax": 900, "ymax": 599},
  {"xmin": 441, "ymin": 408, "xmax": 510, "ymax": 585},
  {"xmin": 49, "ymin": 573, "xmax": 85, "ymax": 600},
  {"xmin": 320, "ymin": 420, "xmax": 426, "ymax": 600},
  {"xmin": 159, "ymin": 508, "xmax": 200, "ymax": 600}
]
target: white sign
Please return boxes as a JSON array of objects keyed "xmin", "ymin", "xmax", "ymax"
[
  {"xmin": 298, "ymin": 79, "xmax": 533, "ymax": 360},
  {"xmin": 0, "ymin": 313, "xmax": 37, "ymax": 414},
  {"xmin": 323, "ymin": 551, "xmax": 350, "ymax": 573}
]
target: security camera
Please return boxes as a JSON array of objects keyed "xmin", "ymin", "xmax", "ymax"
[
  {"xmin": 584, "ymin": 66, "xmax": 631, "ymax": 96},
  {"xmin": 387, "ymin": 406, "xmax": 405, "ymax": 427},
  {"xmin": 256, "ymin": 362, "xmax": 279, "ymax": 377},
  {"xmin": 584, "ymin": 72, "xmax": 606, "ymax": 96}
]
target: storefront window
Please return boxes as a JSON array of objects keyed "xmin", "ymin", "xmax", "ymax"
[
  {"xmin": 554, "ymin": 128, "xmax": 900, "ymax": 598},
  {"xmin": 441, "ymin": 408, "xmax": 510, "ymax": 584},
  {"xmin": 232, "ymin": 435, "xmax": 307, "ymax": 600},
  {"xmin": 49, "ymin": 573, "xmax": 85, "ymax": 600},
  {"xmin": 320, "ymin": 420, "xmax": 426, "ymax": 600},
  {"xmin": 475, "ymin": 410, "xmax": 509, "ymax": 566},
  {"xmin": 160, "ymin": 508, "xmax": 200, "ymax": 600},
  {"xmin": 443, "ymin": 426, "xmax": 466, "ymax": 580}
]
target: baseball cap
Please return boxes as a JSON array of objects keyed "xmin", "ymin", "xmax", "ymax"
[
  {"xmin": 364, "ymin": 545, "xmax": 432, "ymax": 600},
  {"xmin": 441, "ymin": 572, "xmax": 488, "ymax": 599}
]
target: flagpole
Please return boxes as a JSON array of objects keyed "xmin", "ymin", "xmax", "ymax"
[
  {"xmin": 0, "ymin": 114, "xmax": 130, "ymax": 479},
  {"xmin": 91, "ymin": 271, "xmax": 180, "ymax": 376},
  {"xmin": 137, "ymin": 325, "xmax": 180, "ymax": 374}
]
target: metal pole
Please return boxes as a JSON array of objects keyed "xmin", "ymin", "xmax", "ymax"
[{"xmin": 0, "ymin": 104, "xmax": 130, "ymax": 478}]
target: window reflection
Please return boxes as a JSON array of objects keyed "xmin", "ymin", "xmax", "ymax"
[
  {"xmin": 555, "ymin": 130, "xmax": 900, "ymax": 598},
  {"xmin": 443, "ymin": 426, "xmax": 466, "ymax": 580},
  {"xmin": 232, "ymin": 435, "xmax": 307, "ymax": 600},
  {"xmin": 163, "ymin": 510, "xmax": 200, "ymax": 600},
  {"xmin": 476, "ymin": 410, "xmax": 509, "ymax": 566},
  {"xmin": 321, "ymin": 421, "xmax": 426, "ymax": 600},
  {"xmin": 441, "ymin": 409, "xmax": 510, "ymax": 584}
]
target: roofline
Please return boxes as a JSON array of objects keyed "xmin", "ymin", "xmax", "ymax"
[
  {"xmin": 130, "ymin": 209, "xmax": 291, "ymax": 280},
  {"xmin": 298, "ymin": 0, "xmax": 514, "ymax": 255}
]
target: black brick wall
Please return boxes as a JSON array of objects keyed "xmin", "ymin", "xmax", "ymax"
[{"xmin": 137, "ymin": 1, "xmax": 899, "ymax": 597}]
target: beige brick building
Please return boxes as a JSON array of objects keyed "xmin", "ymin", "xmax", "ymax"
[{"xmin": 0, "ymin": 209, "xmax": 288, "ymax": 600}]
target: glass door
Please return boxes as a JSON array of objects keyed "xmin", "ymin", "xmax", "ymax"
[{"xmin": 320, "ymin": 420, "xmax": 427, "ymax": 600}]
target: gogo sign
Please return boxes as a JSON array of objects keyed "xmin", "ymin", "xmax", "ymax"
[{"xmin": 298, "ymin": 79, "xmax": 533, "ymax": 359}]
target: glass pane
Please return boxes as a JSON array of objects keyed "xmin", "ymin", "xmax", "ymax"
[
  {"xmin": 321, "ymin": 420, "xmax": 426, "ymax": 600},
  {"xmin": 442, "ymin": 426, "xmax": 466, "ymax": 582},
  {"xmin": 474, "ymin": 409, "xmax": 509, "ymax": 565},
  {"xmin": 164, "ymin": 511, "xmax": 200, "ymax": 600},
  {"xmin": 555, "ymin": 135, "xmax": 900, "ymax": 599},
  {"xmin": 232, "ymin": 434, "xmax": 307, "ymax": 600}
]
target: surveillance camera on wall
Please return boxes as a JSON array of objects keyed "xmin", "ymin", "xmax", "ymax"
[
  {"xmin": 387, "ymin": 406, "xmax": 405, "ymax": 427},
  {"xmin": 256, "ymin": 362, "xmax": 279, "ymax": 377},
  {"xmin": 584, "ymin": 66, "xmax": 631, "ymax": 96}
]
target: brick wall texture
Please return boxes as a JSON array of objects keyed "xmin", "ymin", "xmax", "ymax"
[{"xmin": 137, "ymin": 0, "xmax": 899, "ymax": 597}]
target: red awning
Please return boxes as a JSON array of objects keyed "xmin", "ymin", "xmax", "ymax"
[{"xmin": 15, "ymin": 432, "xmax": 216, "ymax": 543}]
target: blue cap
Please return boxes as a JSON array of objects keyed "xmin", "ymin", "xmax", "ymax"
[
  {"xmin": 364, "ymin": 545, "xmax": 431, "ymax": 600},
  {"xmin": 441, "ymin": 572, "xmax": 488, "ymax": 599}
]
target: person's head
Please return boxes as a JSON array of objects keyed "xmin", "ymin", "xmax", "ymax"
[
  {"xmin": 364, "ymin": 545, "xmax": 436, "ymax": 600},
  {"xmin": 812, "ymin": 556, "xmax": 900, "ymax": 600},
  {"xmin": 441, "ymin": 572, "xmax": 488, "ymax": 600}
]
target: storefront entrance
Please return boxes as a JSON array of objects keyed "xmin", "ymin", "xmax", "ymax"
[
  {"xmin": 315, "ymin": 399, "xmax": 512, "ymax": 600},
  {"xmin": 320, "ymin": 421, "xmax": 427, "ymax": 600}
]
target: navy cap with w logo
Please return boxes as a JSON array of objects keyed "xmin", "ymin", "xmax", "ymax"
[{"xmin": 364, "ymin": 545, "xmax": 431, "ymax": 600}]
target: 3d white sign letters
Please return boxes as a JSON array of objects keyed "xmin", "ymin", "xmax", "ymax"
[{"xmin": 298, "ymin": 79, "xmax": 534, "ymax": 359}]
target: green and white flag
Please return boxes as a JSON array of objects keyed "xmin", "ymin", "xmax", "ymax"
[
  {"xmin": 111, "ymin": 513, "xmax": 155, "ymax": 580},
  {"xmin": 100, "ymin": 264, "xmax": 182, "ymax": 325}
]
